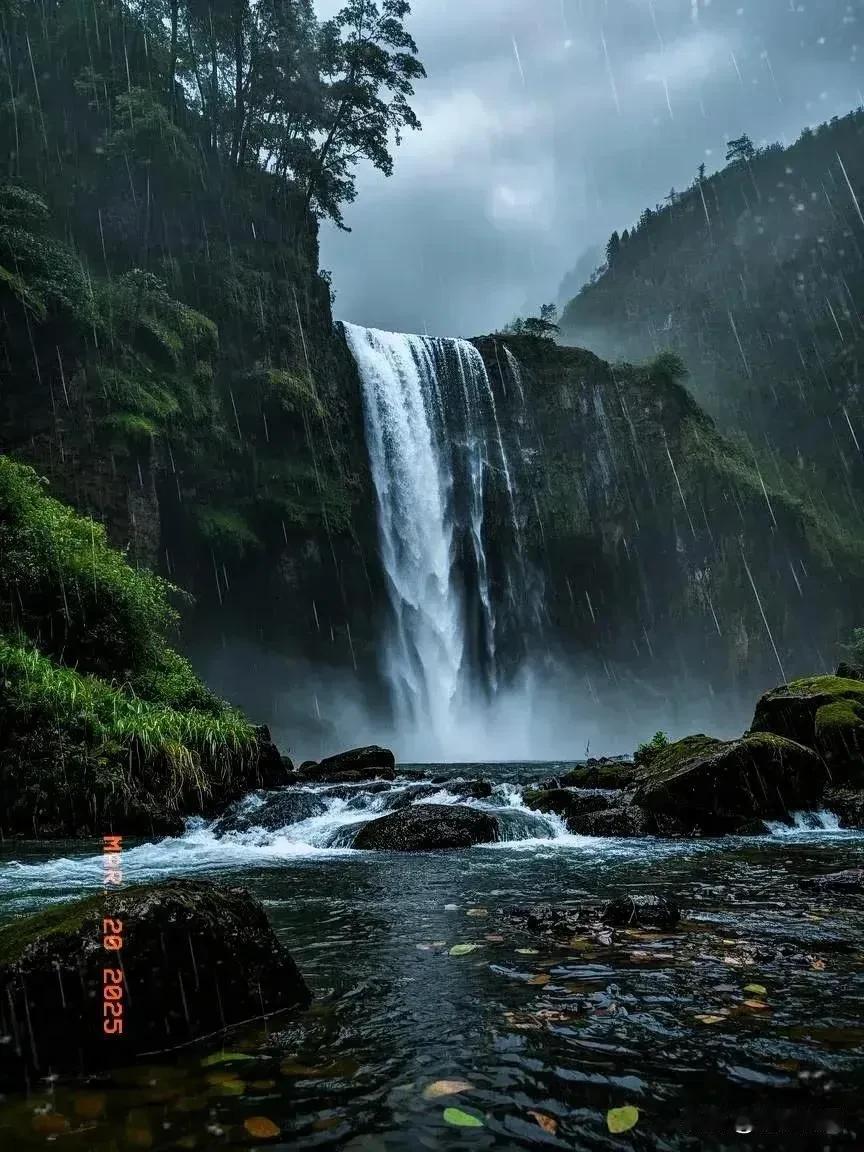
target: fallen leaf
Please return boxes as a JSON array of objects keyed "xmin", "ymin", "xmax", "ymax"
[
  {"xmin": 694, "ymin": 1014, "xmax": 726, "ymax": 1025},
  {"xmin": 201, "ymin": 1051, "xmax": 256, "ymax": 1067},
  {"xmin": 528, "ymin": 1111, "xmax": 558, "ymax": 1135},
  {"xmin": 422, "ymin": 1079, "xmax": 474, "ymax": 1100},
  {"xmin": 527, "ymin": 974, "xmax": 551, "ymax": 986},
  {"xmin": 312, "ymin": 1116, "xmax": 341, "ymax": 1132},
  {"xmin": 443, "ymin": 1107, "xmax": 484, "ymax": 1128},
  {"xmin": 72, "ymin": 1093, "xmax": 106, "ymax": 1120},
  {"xmin": 31, "ymin": 1114, "xmax": 69, "ymax": 1136},
  {"xmin": 449, "ymin": 944, "xmax": 480, "ymax": 956},
  {"xmin": 250, "ymin": 1080, "xmax": 277, "ymax": 1091},
  {"xmin": 126, "ymin": 1125, "xmax": 153, "ymax": 1148},
  {"xmin": 743, "ymin": 984, "xmax": 767, "ymax": 996},
  {"xmin": 607, "ymin": 1105, "xmax": 639, "ymax": 1134},
  {"xmin": 809, "ymin": 957, "xmax": 827, "ymax": 971},
  {"xmin": 485, "ymin": 934, "xmax": 505, "ymax": 942},
  {"xmin": 742, "ymin": 999, "xmax": 771, "ymax": 1010},
  {"xmin": 516, "ymin": 948, "xmax": 538, "ymax": 955},
  {"xmin": 244, "ymin": 1116, "xmax": 281, "ymax": 1139},
  {"xmin": 466, "ymin": 908, "xmax": 488, "ymax": 917},
  {"xmin": 722, "ymin": 954, "xmax": 745, "ymax": 967}
]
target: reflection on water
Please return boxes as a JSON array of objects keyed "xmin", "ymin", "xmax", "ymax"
[{"xmin": 0, "ymin": 763, "xmax": 863, "ymax": 1149}]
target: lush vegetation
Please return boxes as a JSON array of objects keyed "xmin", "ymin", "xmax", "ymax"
[
  {"xmin": 0, "ymin": 456, "xmax": 260, "ymax": 836},
  {"xmin": 560, "ymin": 108, "xmax": 864, "ymax": 545}
]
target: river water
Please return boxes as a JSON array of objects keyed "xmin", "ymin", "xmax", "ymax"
[{"xmin": 0, "ymin": 764, "xmax": 863, "ymax": 1150}]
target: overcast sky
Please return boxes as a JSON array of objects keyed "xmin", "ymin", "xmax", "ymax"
[{"xmin": 315, "ymin": 0, "xmax": 864, "ymax": 338}]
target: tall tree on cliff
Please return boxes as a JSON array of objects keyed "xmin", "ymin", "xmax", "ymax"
[{"xmin": 302, "ymin": 0, "xmax": 426, "ymax": 227}]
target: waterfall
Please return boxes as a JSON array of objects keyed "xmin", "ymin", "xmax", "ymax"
[{"xmin": 343, "ymin": 324, "xmax": 525, "ymax": 755}]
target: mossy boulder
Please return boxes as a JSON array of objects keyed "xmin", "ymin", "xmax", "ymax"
[
  {"xmin": 751, "ymin": 676, "xmax": 864, "ymax": 785},
  {"xmin": 523, "ymin": 788, "xmax": 612, "ymax": 829},
  {"xmin": 352, "ymin": 804, "xmax": 499, "ymax": 851},
  {"xmin": 539, "ymin": 761, "xmax": 637, "ymax": 790},
  {"xmin": 0, "ymin": 880, "xmax": 310, "ymax": 1083},
  {"xmin": 632, "ymin": 732, "xmax": 827, "ymax": 832}
]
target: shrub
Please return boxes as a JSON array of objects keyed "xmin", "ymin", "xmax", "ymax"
[{"xmin": 634, "ymin": 730, "xmax": 670, "ymax": 768}]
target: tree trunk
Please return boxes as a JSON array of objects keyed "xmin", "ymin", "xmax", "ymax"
[
  {"xmin": 167, "ymin": 0, "xmax": 179, "ymax": 118},
  {"xmin": 230, "ymin": 0, "xmax": 244, "ymax": 166}
]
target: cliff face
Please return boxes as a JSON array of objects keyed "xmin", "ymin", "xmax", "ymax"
[{"xmin": 473, "ymin": 336, "xmax": 862, "ymax": 709}]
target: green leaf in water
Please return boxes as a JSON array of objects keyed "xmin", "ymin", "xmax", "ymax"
[
  {"xmin": 607, "ymin": 1105, "xmax": 639, "ymax": 1134},
  {"xmin": 443, "ymin": 1107, "xmax": 484, "ymax": 1128},
  {"xmin": 201, "ymin": 1051, "xmax": 256, "ymax": 1067},
  {"xmin": 449, "ymin": 944, "xmax": 480, "ymax": 956}
]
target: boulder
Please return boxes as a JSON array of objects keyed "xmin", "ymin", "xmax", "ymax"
[
  {"xmin": 824, "ymin": 788, "xmax": 864, "ymax": 829},
  {"xmin": 523, "ymin": 788, "xmax": 612, "ymax": 829},
  {"xmin": 569, "ymin": 804, "xmax": 667, "ymax": 837},
  {"xmin": 0, "ymin": 880, "xmax": 310, "ymax": 1083},
  {"xmin": 299, "ymin": 745, "xmax": 396, "ymax": 783},
  {"xmin": 214, "ymin": 789, "xmax": 327, "ymax": 835},
  {"xmin": 352, "ymin": 804, "xmax": 499, "ymax": 851},
  {"xmin": 803, "ymin": 869, "xmax": 864, "ymax": 894},
  {"xmin": 539, "ymin": 761, "xmax": 637, "ymax": 790},
  {"xmin": 453, "ymin": 779, "xmax": 494, "ymax": 800},
  {"xmin": 512, "ymin": 893, "xmax": 680, "ymax": 936},
  {"xmin": 632, "ymin": 731, "xmax": 827, "ymax": 832},
  {"xmin": 751, "ymin": 676, "xmax": 864, "ymax": 785}
]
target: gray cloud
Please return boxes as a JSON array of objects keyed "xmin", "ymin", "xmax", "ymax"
[{"xmin": 316, "ymin": 0, "xmax": 864, "ymax": 337}]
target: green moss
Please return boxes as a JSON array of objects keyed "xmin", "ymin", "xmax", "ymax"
[
  {"xmin": 0, "ymin": 892, "xmax": 105, "ymax": 966},
  {"xmin": 193, "ymin": 507, "xmax": 262, "ymax": 557}
]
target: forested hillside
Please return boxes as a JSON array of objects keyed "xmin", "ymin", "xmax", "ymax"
[
  {"xmin": 561, "ymin": 112, "xmax": 864, "ymax": 543},
  {"xmin": 0, "ymin": 0, "xmax": 424, "ymax": 696}
]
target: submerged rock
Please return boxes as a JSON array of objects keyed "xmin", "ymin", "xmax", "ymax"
[
  {"xmin": 751, "ymin": 676, "xmax": 864, "ymax": 786},
  {"xmin": 299, "ymin": 745, "xmax": 396, "ymax": 783},
  {"xmin": 632, "ymin": 731, "xmax": 826, "ymax": 833},
  {"xmin": 352, "ymin": 804, "xmax": 499, "ymax": 851},
  {"xmin": 512, "ymin": 893, "xmax": 680, "ymax": 935},
  {"xmin": 803, "ymin": 869, "xmax": 864, "ymax": 894},
  {"xmin": 0, "ymin": 880, "xmax": 310, "ymax": 1082},
  {"xmin": 214, "ymin": 788, "xmax": 327, "ymax": 835}
]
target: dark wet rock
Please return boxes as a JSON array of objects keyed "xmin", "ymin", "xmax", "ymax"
[
  {"xmin": 214, "ymin": 789, "xmax": 327, "ymax": 835},
  {"xmin": 824, "ymin": 788, "xmax": 864, "ymax": 829},
  {"xmin": 569, "ymin": 804, "xmax": 661, "ymax": 837},
  {"xmin": 454, "ymin": 779, "xmax": 494, "ymax": 800},
  {"xmin": 632, "ymin": 732, "xmax": 827, "ymax": 832},
  {"xmin": 751, "ymin": 676, "xmax": 864, "ymax": 786},
  {"xmin": 803, "ymin": 869, "xmax": 864, "ymax": 893},
  {"xmin": 299, "ymin": 745, "xmax": 396, "ymax": 783},
  {"xmin": 0, "ymin": 880, "xmax": 310, "ymax": 1082},
  {"xmin": 299, "ymin": 760, "xmax": 318, "ymax": 773},
  {"xmin": 523, "ymin": 788, "xmax": 612, "ymax": 829},
  {"xmin": 352, "ymin": 803, "xmax": 499, "ymax": 851},
  {"xmin": 511, "ymin": 893, "xmax": 680, "ymax": 936},
  {"xmin": 320, "ymin": 779, "xmax": 393, "ymax": 801},
  {"xmin": 540, "ymin": 761, "xmax": 637, "ymax": 791}
]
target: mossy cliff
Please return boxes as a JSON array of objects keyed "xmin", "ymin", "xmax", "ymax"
[{"xmin": 473, "ymin": 336, "xmax": 863, "ymax": 703}]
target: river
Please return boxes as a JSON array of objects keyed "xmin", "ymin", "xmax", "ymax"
[{"xmin": 0, "ymin": 765, "xmax": 862, "ymax": 1150}]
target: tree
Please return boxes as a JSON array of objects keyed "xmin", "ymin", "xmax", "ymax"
[
  {"xmin": 697, "ymin": 162, "xmax": 706, "ymax": 182},
  {"xmin": 726, "ymin": 134, "xmax": 755, "ymax": 165},
  {"xmin": 522, "ymin": 304, "xmax": 559, "ymax": 338},
  {"xmin": 302, "ymin": 1, "xmax": 426, "ymax": 227},
  {"xmin": 605, "ymin": 230, "xmax": 621, "ymax": 265}
]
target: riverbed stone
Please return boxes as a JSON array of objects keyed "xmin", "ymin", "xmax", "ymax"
[
  {"xmin": 214, "ymin": 789, "xmax": 327, "ymax": 835},
  {"xmin": 632, "ymin": 731, "xmax": 827, "ymax": 832},
  {"xmin": 803, "ymin": 869, "xmax": 864, "ymax": 893},
  {"xmin": 751, "ymin": 676, "xmax": 864, "ymax": 786},
  {"xmin": 0, "ymin": 880, "xmax": 310, "ymax": 1082},
  {"xmin": 512, "ymin": 893, "xmax": 680, "ymax": 936},
  {"xmin": 824, "ymin": 788, "xmax": 864, "ymax": 829},
  {"xmin": 299, "ymin": 745, "xmax": 396, "ymax": 783},
  {"xmin": 352, "ymin": 803, "xmax": 499, "ymax": 851}
]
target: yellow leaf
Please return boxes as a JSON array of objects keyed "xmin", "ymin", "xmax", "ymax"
[
  {"xmin": 31, "ymin": 1114, "xmax": 69, "ymax": 1136},
  {"xmin": 528, "ymin": 1111, "xmax": 558, "ymax": 1135},
  {"xmin": 810, "ymin": 957, "xmax": 827, "ymax": 971},
  {"xmin": 743, "ymin": 984, "xmax": 767, "ymax": 996},
  {"xmin": 422, "ymin": 1079, "xmax": 475, "ymax": 1100},
  {"xmin": 743, "ymin": 999, "xmax": 771, "ymax": 1010},
  {"xmin": 244, "ymin": 1116, "xmax": 281, "ymax": 1139},
  {"xmin": 527, "ymin": 974, "xmax": 550, "ymax": 986},
  {"xmin": 449, "ymin": 944, "xmax": 480, "ymax": 956},
  {"xmin": 607, "ymin": 1105, "xmax": 639, "ymax": 1134},
  {"xmin": 73, "ymin": 1093, "xmax": 106, "ymax": 1119},
  {"xmin": 694, "ymin": 1014, "xmax": 726, "ymax": 1025},
  {"xmin": 466, "ymin": 908, "xmax": 488, "ymax": 917}
]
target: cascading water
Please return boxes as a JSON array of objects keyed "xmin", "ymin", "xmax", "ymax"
[{"xmin": 343, "ymin": 324, "xmax": 528, "ymax": 757}]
